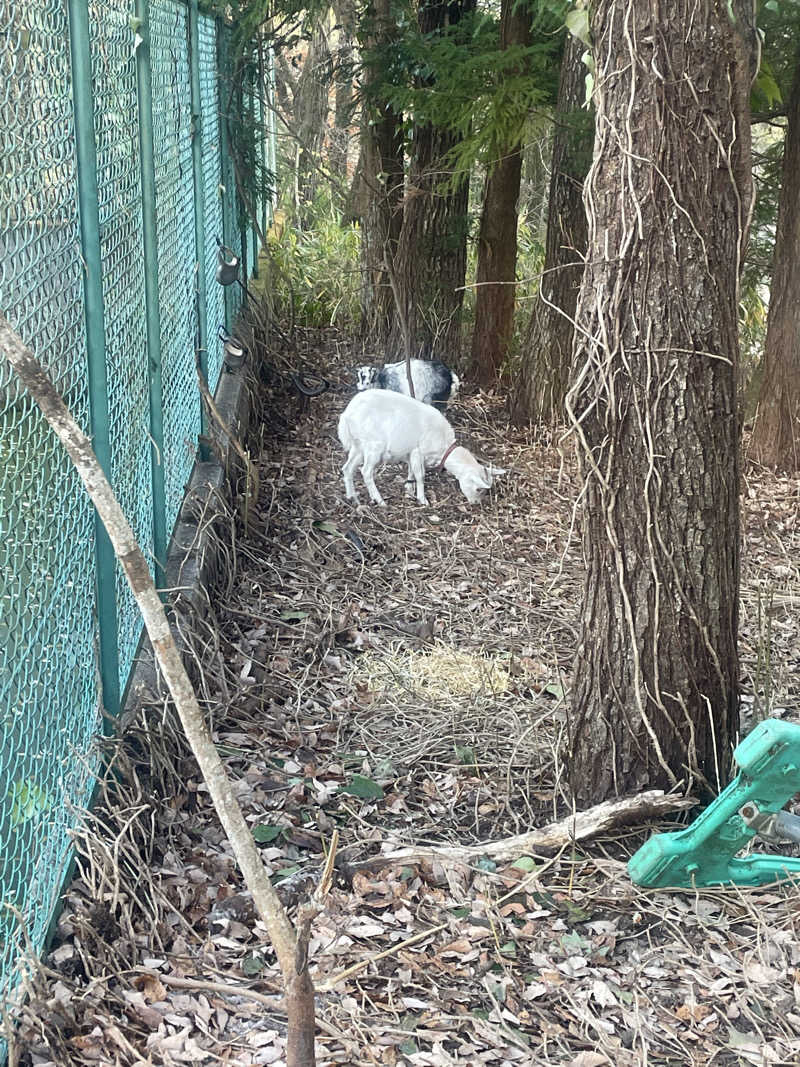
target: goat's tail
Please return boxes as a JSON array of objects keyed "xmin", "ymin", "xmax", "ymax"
[{"xmin": 337, "ymin": 411, "xmax": 353, "ymax": 451}]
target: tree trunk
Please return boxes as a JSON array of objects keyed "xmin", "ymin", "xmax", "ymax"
[
  {"xmin": 390, "ymin": 122, "xmax": 470, "ymax": 360},
  {"xmin": 388, "ymin": 0, "xmax": 475, "ymax": 362},
  {"xmin": 510, "ymin": 34, "xmax": 591, "ymax": 424},
  {"xmin": 273, "ymin": 50, "xmax": 296, "ymax": 117},
  {"xmin": 469, "ymin": 0, "xmax": 530, "ymax": 387},
  {"xmin": 296, "ymin": 14, "xmax": 332, "ymax": 219},
  {"xmin": 748, "ymin": 48, "xmax": 800, "ymax": 471},
  {"xmin": 330, "ymin": 0, "xmax": 357, "ymax": 183},
  {"xmin": 352, "ymin": 0, "xmax": 405, "ymax": 344},
  {"xmin": 567, "ymin": 0, "xmax": 757, "ymax": 803}
]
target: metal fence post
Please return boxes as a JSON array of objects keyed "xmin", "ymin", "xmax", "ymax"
[
  {"xmin": 258, "ymin": 43, "xmax": 268, "ymax": 261},
  {"xmin": 240, "ymin": 71, "xmax": 251, "ymax": 283},
  {"xmin": 258, "ymin": 43, "xmax": 266, "ymax": 243},
  {"xmin": 249, "ymin": 79, "xmax": 259, "ymax": 281},
  {"xmin": 217, "ymin": 22, "xmax": 236, "ymax": 331},
  {"xmin": 188, "ymin": 0, "xmax": 210, "ymax": 455},
  {"xmin": 265, "ymin": 43, "xmax": 278, "ymax": 225},
  {"xmin": 66, "ymin": 0, "xmax": 121, "ymax": 723},
  {"xmin": 237, "ymin": 63, "xmax": 248, "ymax": 282},
  {"xmin": 135, "ymin": 0, "xmax": 168, "ymax": 586}
]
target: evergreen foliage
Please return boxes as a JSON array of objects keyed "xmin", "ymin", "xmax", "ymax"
[
  {"xmin": 210, "ymin": 0, "xmax": 799, "ymax": 404},
  {"xmin": 363, "ymin": 1, "xmax": 563, "ymax": 180}
]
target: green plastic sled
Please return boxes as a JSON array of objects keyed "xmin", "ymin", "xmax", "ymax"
[{"xmin": 629, "ymin": 718, "xmax": 800, "ymax": 888}]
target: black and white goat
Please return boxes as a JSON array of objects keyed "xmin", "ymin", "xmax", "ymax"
[
  {"xmin": 355, "ymin": 358, "xmax": 460, "ymax": 410},
  {"xmin": 338, "ymin": 389, "xmax": 504, "ymax": 506}
]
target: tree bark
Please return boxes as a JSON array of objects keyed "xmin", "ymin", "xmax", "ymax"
[
  {"xmin": 295, "ymin": 14, "xmax": 332, "ymax": 219},
  {"xmin": 352, "ymin": 0, "xmax": 405, "ymax": 345},
  {"xmin": 329, "ymin": 0, "xmax": 357, "ymax": 182},
  {"xmin": 748, "ymin": 47, "xmax": 800, "ymax": 471},
  {"xmin": 567, "ymin": 0, "xmax": 758, "ymax": 803},
  {"xmin": 469, "ymin": 0, "xmax": 530, "ymax": 386},
  {"xmin": 510, "ymin": 34, "xmax": 591, "ymax": 424},
  {"xmin": 388, "ymin": 0, "xmax": 475, "ymax": 362}
]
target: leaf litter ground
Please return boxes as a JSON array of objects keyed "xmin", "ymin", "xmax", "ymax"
[{"xmin": 10, "ymin": 327, "xmax": 800, "ymax": 1067}]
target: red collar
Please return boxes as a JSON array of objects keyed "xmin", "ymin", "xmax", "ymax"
[{"xmin": 438, "ymin": 441, "xmax": 458, "ymax": 470}]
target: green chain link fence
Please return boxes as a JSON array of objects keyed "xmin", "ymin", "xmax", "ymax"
[{"xmin": 0, "ymin": 1, "xmax": 269, "ymax": 1050}]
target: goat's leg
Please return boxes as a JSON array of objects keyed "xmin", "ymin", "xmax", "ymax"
[
  {"xmin": 361, "ymin": 449, "xmax": 386, "ymax": 506},
  {"xmin": 342, "ymin": 448, "xmax": 361, "ymax": 500},
  {"xmin": 405, "ymin": 459, "xmax": 416, "ymax": 498},
  {"xmin": 408, "ymin": 450, "xmax": 428, "ymax": 506}
]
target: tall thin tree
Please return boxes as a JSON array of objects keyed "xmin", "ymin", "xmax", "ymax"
[
  {"xmin": 510, "ymin": 33, "xmax": 591, "ymax": 423},
  {"xmin": 567, "ymin": 0, "xmax": 758, "ymax": 802},
  {"xmin": 389, "ymin": 0, "xmax": 476, "ymax": 361},
  {"xmin": 349, "ymin": 0, "xmax": 405, "ymax": 344},
  {"xmin": 470, "ymin": 0, "xmax": 531, "ymax": 386},
  {"xmin": 749, "ymin": 44, "xmax": 800, "ymax": 471},
  {"xmin": 330, "ymin": 0, "xmax": 358, "ymax": 179},
  {"xmin": 295, "ymin": 13, "xmax": 332, "ymax": 219}
]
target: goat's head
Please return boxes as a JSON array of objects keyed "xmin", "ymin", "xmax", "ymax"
[
  {"xmin": 455, "ymin": 462, "xmax": 506, "ymax": 504},
  {"xmin": 355, "ymin": 365, "xmax": 379, "ymax": 391}
]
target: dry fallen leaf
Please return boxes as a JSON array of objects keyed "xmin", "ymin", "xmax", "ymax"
[
  {"xmin": 133, "ymin": 973, "xmax": 168, "ymax": 1004},
  {"xmin": 676, "ymin": 1002, "xmax": 712, "ymax": 1023}
]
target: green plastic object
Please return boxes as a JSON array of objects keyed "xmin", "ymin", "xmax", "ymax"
[{"xmin": 629, "ymin": 718, "xmax": 800, "ymax": 888}]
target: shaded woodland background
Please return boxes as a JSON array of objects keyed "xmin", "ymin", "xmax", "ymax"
[{"xmin": 234, "ymin": 0, "xmax": 799, "ymax": 470}]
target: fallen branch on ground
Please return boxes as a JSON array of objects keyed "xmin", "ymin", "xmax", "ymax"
[
  {"xmin": 345, "ymin": 789, "xmax": 695, "ymax": 871},
  {"xmin": 135, "ymin": 970, "xmax": 282, "ymax": 1007},
  {"xmin": 318, "ymin": 922, "xmax": 449, "ymax": 992}
]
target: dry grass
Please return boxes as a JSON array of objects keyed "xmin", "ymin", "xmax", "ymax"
[{"xmin": 352, "ymin": 645, "xmax": 513, "ymax": 701}]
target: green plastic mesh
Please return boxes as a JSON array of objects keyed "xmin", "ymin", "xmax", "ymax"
[
  {"xmin": 199, "ymin": 13, "xmax": 225, "ymax": 390},
  {"xmin": 150, "ymin": 0, "xmax": 201, "ymax": 539},
  {"xmin": 252, "ymin": 89, "xmax": 260, "ymax": 277},
  {"xmin": 0, "ymin": 0, "xmax": 101, "ymax": 1037},
  {"xmin": 258, "ymin": 84, "xmax": 266, "ymax": 266}
]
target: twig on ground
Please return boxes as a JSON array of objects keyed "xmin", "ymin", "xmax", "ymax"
[
  {"xmin": 317, "ymin": 922, "xmax": 449, "ymax": 992},
  {"xmin": 346, "ymin": 790, "xmax": 695, "ymax": 870},
  {"xmin": 135, "ymin": 969, "xmax": 282, "ymax": 1008}
]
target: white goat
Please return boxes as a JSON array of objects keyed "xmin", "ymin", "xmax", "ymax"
[
  {"xmin": 355, "ymin": 358, "xmax": 460, "ymax": 410},
  {"xmin": 338, "ymin": 389, "xmax": 504, "ymax": 506}
]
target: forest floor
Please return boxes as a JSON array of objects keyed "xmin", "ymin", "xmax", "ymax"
[{"xmin": 12, "ymin": 327, "xmax": 800, "ymax": 1066}]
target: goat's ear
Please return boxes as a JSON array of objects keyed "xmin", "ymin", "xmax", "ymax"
[{"xmin": 485, "ymin": 464, "xmax": 507, "ymax": 477}]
